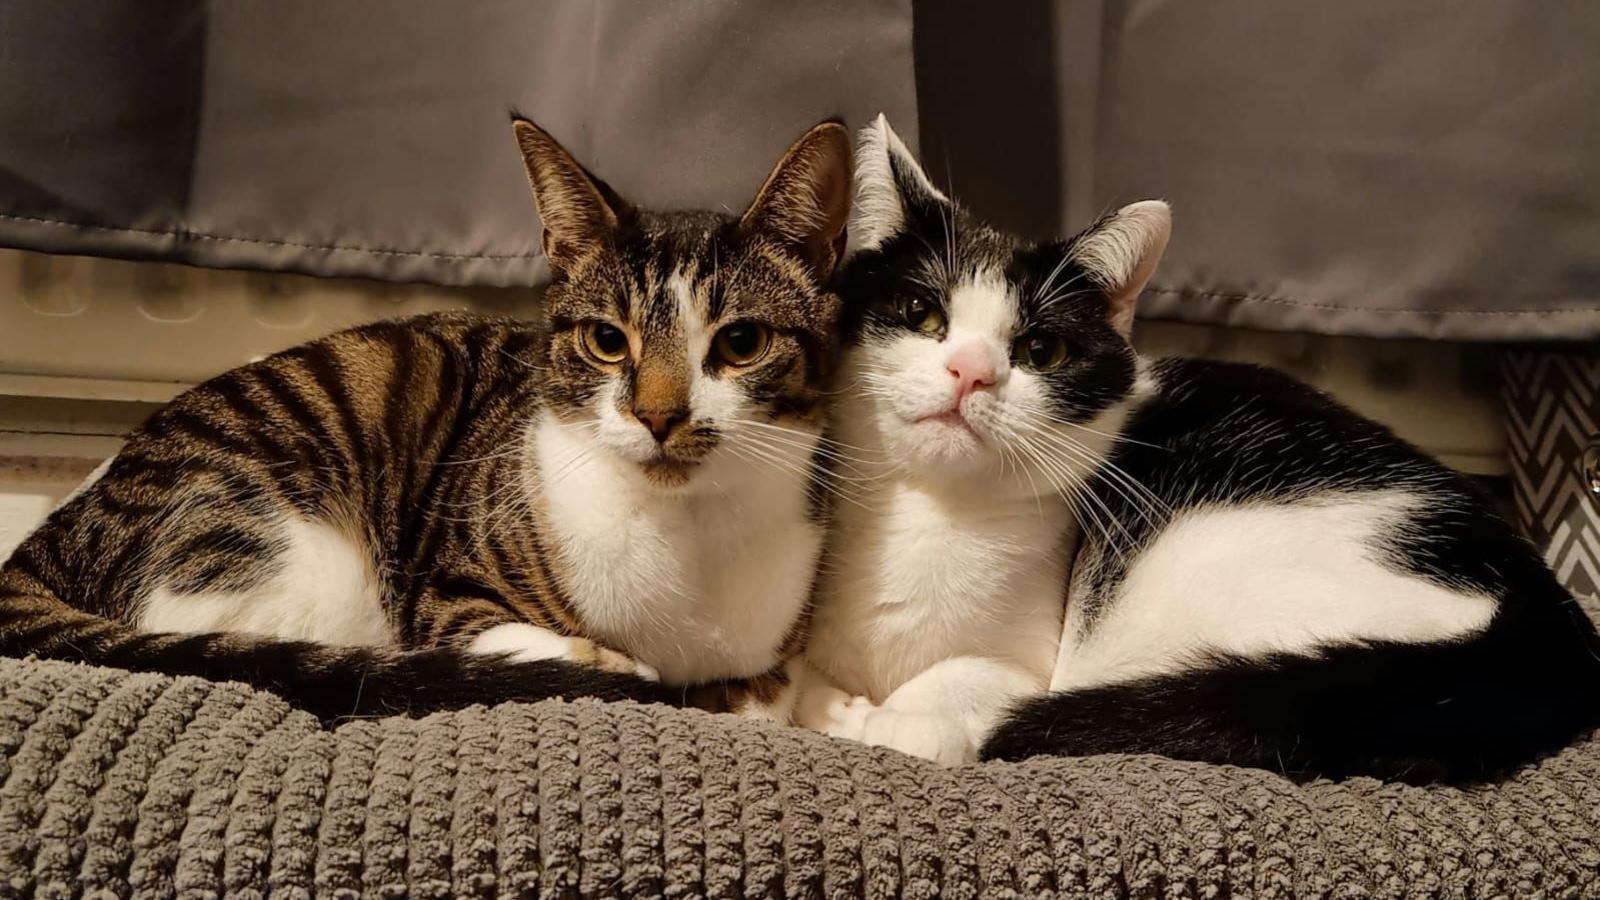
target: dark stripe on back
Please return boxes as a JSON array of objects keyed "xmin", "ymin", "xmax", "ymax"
[
  {"xmin": 252, "ymin": 363, "xmax": 343, "ymax": 482},
  {"xmin": 292, "ymin": 346, "xmax": 370, "ymax": 485},
  {"xmin": 160, "ymin": 409, "xmax": 261, "ymax": 459},
  {"xmin": 172, "ymin": 524, "xmax": 273, "ymax": 565},
  {"xmin": 379, "ymin": 326, "xmax": 425, "ymax": 516}
]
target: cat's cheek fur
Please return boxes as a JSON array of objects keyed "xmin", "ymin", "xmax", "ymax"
[
  {"xmin": 860, "ymin": 274, "xmax": 1053, "ymax": 474},
  {"xmin": 856, "ymin": 336, "xmax": 998, "ymax": 474},
  {"xmin": 590, "ymin": 378, "xmax": 660, "ymax": 466},
  {"xmin": 688, "ymin": 371, "xmax": 745, "ymax": 437}
]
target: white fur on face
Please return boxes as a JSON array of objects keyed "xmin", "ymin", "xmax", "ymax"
[
  {"xmin": 582, "ymin": 268, "xmax": 765, "ymax": 488},
  {"xmin": 592, "ymin": 377, "xmax": 660, "ymax": 467},
  {"xmin": 531, "ymin": 406, "xmax": 823, "ymax": 683},
  {"xmin": 852, "ymin": 273, "xmax": 1117, "ymax": 493}
]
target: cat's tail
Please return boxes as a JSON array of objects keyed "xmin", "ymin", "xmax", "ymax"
[
  {"xmin": 0, "ymin": 584, "xmax": 672, "ymax": 724},
  {"xmin": 980, "ymin": 596, "xmax": 1600, "ymax": 783}
]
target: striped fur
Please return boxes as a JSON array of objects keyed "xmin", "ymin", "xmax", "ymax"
[{"xmin": 0, "ymin": 119, "xmax": 852, "ymax": 722}]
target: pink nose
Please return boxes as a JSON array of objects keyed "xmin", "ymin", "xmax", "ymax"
[{"xmin": 946, "ymin": 343, "xmax": 998, "ymax": 401}]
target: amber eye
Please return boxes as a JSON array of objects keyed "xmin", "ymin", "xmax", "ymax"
[
  {"xmin": 899, "ymin": 297, "xmax": 946, "ymax": 335},
  {"xmin": 1013, "ymin": 332, "xmax": 1070, "ymax": 371},
  {"xmin": 713, "ymin": 322, "xmax": 772, "ymax": 367},
  {"xmin": 580, "ymin": 322, "xmax": 629, "ymax": 364}
]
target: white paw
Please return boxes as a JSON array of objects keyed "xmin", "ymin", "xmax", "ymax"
[
  {"xmin": 795, "ymin": 689, "xmax": 972, "ymax": 764},
  {"xmin": 795, "ymin": 683, "xmax": 875, "ymax": 741},
  {"xmin": 470, "ymin": 623, "xmax": 574, "ymax": 661},
  {"xmin": 469, "ymin": 623, "xmax": 659, "ymax": 681},
  {"xmin": 861, "ymin": 710, "xmax": 976, "ymax": 767}
]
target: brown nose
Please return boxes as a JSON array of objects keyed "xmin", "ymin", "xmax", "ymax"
[{"xmin": 635, "ymin": 408, "xmax": 687, "ymax": 443}]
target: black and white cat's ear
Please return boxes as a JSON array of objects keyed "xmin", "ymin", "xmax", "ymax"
[
  {"xmin": 739, "ymin": 119, "xmax": 853, "ymax": 280},
  {"xmin": 511, "ymin": 115, "xmax": 635, "ymax": 272},
  {"xmin": 849, "ymin": 113, "xmax": 950, "ymax": 254},
  {"xmin": 1071, "ymin": 200, "xmax": 1172, "ymax": 336}
]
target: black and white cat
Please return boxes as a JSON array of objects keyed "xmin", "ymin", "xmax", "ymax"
[{"xmin": 801, "ymin": 115, "xmax": 1600, "ymax": 781}]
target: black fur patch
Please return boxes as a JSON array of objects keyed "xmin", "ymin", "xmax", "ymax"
[
  {"xmin": 94, "ymin": 630, "xmax": 674, "ymax": 724},
  {"xmin": 982, "ymin": 620, "xmax": 1600, "ymax": 784}
]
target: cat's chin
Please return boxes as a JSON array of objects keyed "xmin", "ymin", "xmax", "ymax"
[
  {"xmin": 638, "ymin": 456, "xmax": 699, "ymax": 489},
  {"xmin": 890, "ymin": 417, "xmax": 993, "ymax": 475}
]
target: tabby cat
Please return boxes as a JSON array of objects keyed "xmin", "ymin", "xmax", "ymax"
[
  {"xmin": 0, "ymin": 117, "xmax": 852, "ymax": 722},
  {"xmin": 801, "ymin": 116, "xmax": 1600, "ymax": 780}
]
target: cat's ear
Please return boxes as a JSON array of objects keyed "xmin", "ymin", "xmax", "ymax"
[
  {"xmin": 849, "ymin": 113, "xmax": 950, "ymax": 253},
  {"xmin": 738, "ymin": 119, "xmax": 853, "ymax": 280},
  {"xmin": 512, "ymin": 115, "xmax": 635, "ymax": 273},
  {"xmin": 1071, "ymin": 200, "xmax": 1171, "ymax": 336}
]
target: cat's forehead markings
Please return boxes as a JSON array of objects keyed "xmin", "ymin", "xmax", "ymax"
[
  {"xmin": 668, "ymin": 268, "xmax": 712, "ymax": 361},
  {"xmin": 636, "ymin": 256, "xmax": 678, "ymax": 337},
  {"xmin": 947, "ymin": 273, "xmax": 1018, "ymax": 339}
]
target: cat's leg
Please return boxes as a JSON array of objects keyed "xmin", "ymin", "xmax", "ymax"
[
  {"xmin": 469, "ymin": 622, "xmax": 660, "ymax": 681},
  {"xmin": 688, "ymin": 656, "xmax": 806, "ymax": 723},
  {"xmin": 414, "ymin": 578, "xmax": 659, "ymax": 681},
  {"xmin": 798, "ymin": 656, "xmax": 1042, "ymax": 766}
]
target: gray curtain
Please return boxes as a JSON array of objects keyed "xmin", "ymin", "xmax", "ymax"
[
  {"xmin": 1, "ymin": 1, "xmax": 1597, "ymax": 340},
  {"xmin": 0, "ymin": 1, "xmax": 918, "ymax": 287}
]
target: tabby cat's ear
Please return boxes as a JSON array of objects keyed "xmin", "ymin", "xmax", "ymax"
[
  {"xmin": 849, "ymin": 113, "xmax": 950, "ymax": 254},
  {"xmin": 512, "ymin": 116, "xmax": 635, "ymax": 272},
  {"xmin": 739, "ymin": 119, "xmax": 853, "ymax": 281},
  {"xmin": 1071, "ymin": 200, "xmax": 1171, "ymax": 336}
]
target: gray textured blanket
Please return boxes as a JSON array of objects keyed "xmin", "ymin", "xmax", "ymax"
[{"xmin": 1, "ymin": 656, "xmax": 1597, "ymax": 899}]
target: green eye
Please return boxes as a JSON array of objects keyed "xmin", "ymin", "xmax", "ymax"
[
  {"xmin": 1014, "ymin": 333, "xmax": 1070, "ymax": 371},
  {"xmin": 899, "ymin": 297, "xmax": 946, "ymax": 334},
  {"xmin": 713, "ymin": 322, "xmax": 772, "ymax": 367},
  {"xmin": 580, "ymin": 321, "xmax": 629, "ymax": 364}
]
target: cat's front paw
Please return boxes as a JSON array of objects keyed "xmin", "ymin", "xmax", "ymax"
[
  {"xmin": 860, "ymin": 710, "xmax": 976, "ymax": 767},
  {"xmin": 796, "ymin": 688, "xmax": 974, "ymax": 766},
  {"xmin": 572, "ymin": 639, "xmax": 661, "ymax": 682},
  {"xmin": 795, "ymin": 683, "xmax": 875, "ymax": 741},
  {"xmin": 470, "ymin": 623, "xmax": 659, "ymax": 681}
]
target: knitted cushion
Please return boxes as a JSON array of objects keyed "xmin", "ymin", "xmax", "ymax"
[{"xmin": 2, "ymin": 656, "xmax": 1598, "ymax": 899}]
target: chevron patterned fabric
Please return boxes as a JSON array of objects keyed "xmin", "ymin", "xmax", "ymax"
[{"xmin": 1503, "ymin": 348, "xmax": 1600, "ymax": 598}]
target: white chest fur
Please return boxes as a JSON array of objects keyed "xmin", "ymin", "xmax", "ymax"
[
  {"xmin": 534, "ymin": 414, "xmax": 822, "ymax": 684},
  {"xmin": 809, "ymin": 480, "xmax": 1071, "ymax": 701}
]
